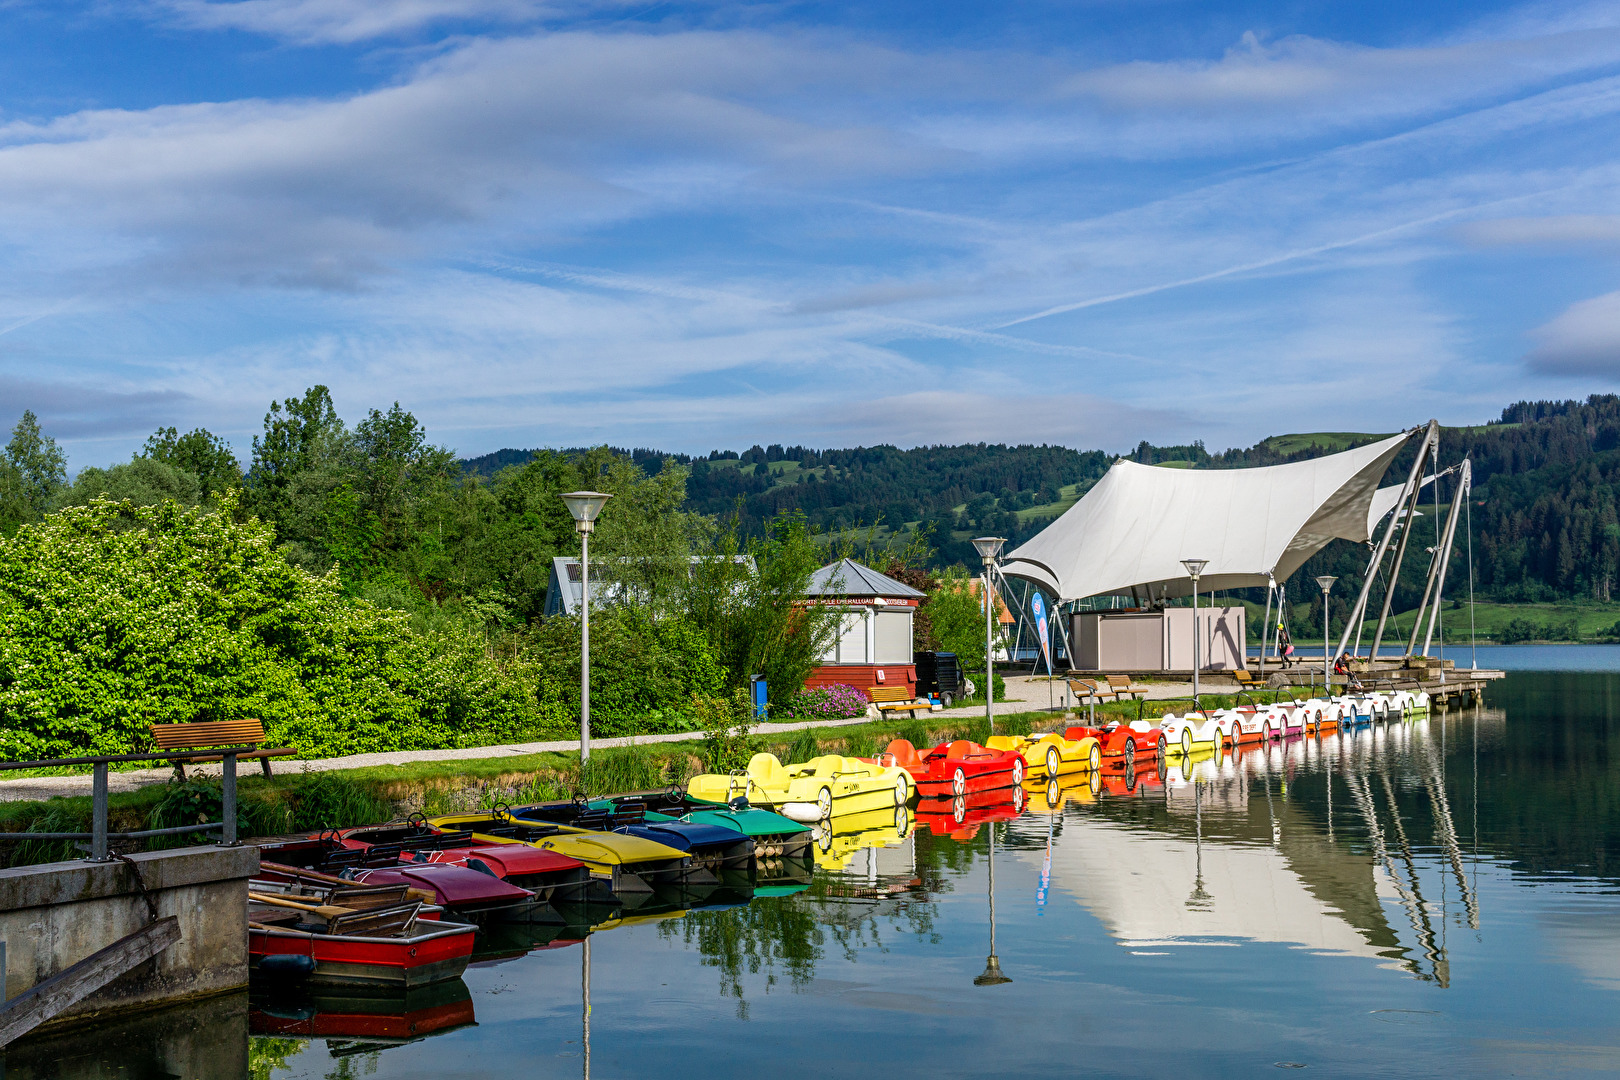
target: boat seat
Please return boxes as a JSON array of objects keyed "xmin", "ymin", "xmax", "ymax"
[
  {"xmin": 984, "ymin": 735, "xmax": 1024, "ymax": 754},
  {"xmin": 943, "ymin": 740, "xmax": 979, "ymax": 759},
  {"xmin": 747, "ymin": 753, "xmax": 789, "ymax": 787},
  {"xmin": 883, "ymin": 739, "xmax": 923, "ymax": 769},
  {"xmin": 1129, "ymin": 721, "xmax": 1153, "ymax": 733},
  {"xmin": 326, "ymin": 901, "xmax": 421, "ymax": 937}
]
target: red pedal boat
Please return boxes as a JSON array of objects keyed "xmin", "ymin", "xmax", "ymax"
[
  {"xmin": 874, "ymin": 739, "xmax": 1024, "ymax": 797},
  {"xmin": 915, "ymin": 785, "xmax": 1026, "ymax": 840},
  {"xmin": 1064, "ymin": 720, "xmax": 1161, "ymax": 769}
]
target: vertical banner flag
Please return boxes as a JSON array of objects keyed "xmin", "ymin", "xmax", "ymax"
[{"xmin": 1030, "ymin": 591, "xmax": 1053, "ymax": 673}]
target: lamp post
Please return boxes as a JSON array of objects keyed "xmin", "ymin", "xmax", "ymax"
[
  {"xmin": 562, "ymin": 490, "xmax": 613, "ymax": 762},
  {"xmin": 1180, "ymin": 559, "xmax": 1208, "ymax": 700},
  {"xmin": 1316, "ymin": 575, "xmax": 1337, "ymax": 692},
  {"xmin": 972, "ymin": 537, "xmax": 1007, "ymax": 736},
  {"xmin": 974, "ymin": 824, "xmax": 1011, "ymax": 986}
]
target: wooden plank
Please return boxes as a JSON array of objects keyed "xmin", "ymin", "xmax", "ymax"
[
  {"xmin": 0, "ymin": 916, "xmax": 181, "ymax": 1047},
  {"xmin": 149, "ymin": 719, "xmax": 267, "ymax": 749}
]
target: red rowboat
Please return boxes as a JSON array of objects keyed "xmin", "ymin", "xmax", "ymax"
[{"xmin": 249, "ymin": 919, "xmax": 476, "ymax": 989}]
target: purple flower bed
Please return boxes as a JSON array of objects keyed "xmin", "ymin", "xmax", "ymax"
[{"xmin": 786, "ymin": 683, "xmax": 870, "ymax": 720}]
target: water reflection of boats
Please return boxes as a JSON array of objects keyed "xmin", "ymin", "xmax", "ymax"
[
  {"xmin": 915, "ymin": 786, "xmax": 1025, "ymax": 841},
  {"xmin": 1024, "ymin": 774, "xmax": 1099, "ymax": 814},
  {"xmin": 811, "ymin": 804, "xmax": 914, "ymax": 871},
  {"xmin": 249, "ymin": 979, "xmax": 476, "ymax": 1052}
]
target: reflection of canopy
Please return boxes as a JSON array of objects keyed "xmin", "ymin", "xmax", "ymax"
[{"xmin": 1001, "ymin": 432, "xmax": 1414, "ymax": 601}]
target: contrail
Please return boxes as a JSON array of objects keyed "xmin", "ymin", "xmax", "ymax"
[{"xmin": 993, "ymin": 193, "xmax": 1556, "ymax": 330}]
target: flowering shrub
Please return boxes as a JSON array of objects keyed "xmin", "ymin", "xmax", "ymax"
[{"xmin": 784, "ymin": 683, "xmax": 869, "ymax": 720}]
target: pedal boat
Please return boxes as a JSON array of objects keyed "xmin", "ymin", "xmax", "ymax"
[
  {"xmin": 424, "ymin": 810, "xmax": 714, "ymax": 902},
  {"xmin": 688, "ymin": 753, "xmax": 912, "ymax": 823},
  {"xmin": 914, "ymin": 785, "xmax": 1025, "ymax": 841},
  {"xmin": 874, "ymin": 738, "xmax": 1024, "ymax": 795},
  {"xmin": 1155, "ymin": 707, "xmax": 1228, "ymax": 756},
  {"xmin": 1220, "ymin": 693, "xmax": 1294, "ymax": 744},
  {"xmin": 985, "ymin": 732, "xmax": 1101, "ymax": 779},
  {"xmin": 592, "ymin": 790, "xmax": 814, "ymax": 862},
  {"xmin": 1063, "ymin": 719, "xmax": 1161, "ymax": 769},
  {"xmin": 810, "ymin": 803, "xmax": 913, "ymax": 872},
  {"xmin": 511, "ymin": 798, "xmax": 756, "ymax": 875}
]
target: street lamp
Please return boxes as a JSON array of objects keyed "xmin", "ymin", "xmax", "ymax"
[
  {"xmin": 972, "ymin": 537, "xmax": 1006, "ymax": 736},
  {"xmin": 1180, "ymin": 559, "xmax": 1208, "ymax": 700},
  {"xmin": 1315, "ymin": 575, "xmax": 1337, "ymax": 691},
  {"xmin": 562, "ymin": 490, "xmax": 613, "ymax": 762}
]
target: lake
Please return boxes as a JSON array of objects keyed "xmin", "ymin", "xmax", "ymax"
[{"xmin": 11, "ymin": 668, "xmax": 1620, "ymax": 1078}]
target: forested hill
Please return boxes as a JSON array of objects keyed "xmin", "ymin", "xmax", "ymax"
[{"xmin": 462, "ymin": 394, "xmax": 1620, "ymax": 601}]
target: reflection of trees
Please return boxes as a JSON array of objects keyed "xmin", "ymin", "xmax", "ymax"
[
  {"xmin": 250, "ymin": 1037, "xmax": 303, "ymax": 1079},
  {"xmin": 661, "ymin": 853, "xmax": 949, "ymax": 1017}
]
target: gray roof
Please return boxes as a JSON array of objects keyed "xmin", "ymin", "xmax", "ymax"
[{"xmin": 805, "ymin": 558, "xmax": 927, "ymax": 599}]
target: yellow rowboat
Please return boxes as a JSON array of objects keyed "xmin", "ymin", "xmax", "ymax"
[
  {"xmin": 688, "ymin": 753, "xmax": 912, "ymax": 823},
  {"xmin": 986, "ymin": 732, "xmax": 1102, "ymax": 778}
]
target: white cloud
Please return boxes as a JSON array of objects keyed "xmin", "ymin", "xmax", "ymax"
[
  {"xmin": 1528, "ymin": 290, "xmax": 1620, "ymax": 375},
  {"xmin": 151, "ymin": 0, "xmax": 555, "ymax": 44}
]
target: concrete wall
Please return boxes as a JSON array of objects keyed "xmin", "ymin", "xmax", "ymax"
[
  {"xmin": 0, "ymin": 845, "xmax": 258, "ymax": 1029},
  {"xmin": 6, "ymin": 988, "xmax": 247, "ymax": 1078}
]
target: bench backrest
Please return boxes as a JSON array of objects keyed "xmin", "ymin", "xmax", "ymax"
[
  {"xmin": 149, "ymin": 719, "xmax": 268, "ymax": 751},
  {"xmin": 1069, "ymin": 679, "xmax": 1104, "ymax": 694},
  {"xmin": 868, "ymin": 686, "xmax": 912, "ymax": 703},
  {"xmin": 1104, "ymin": 675, "xmax": 1136, "ymax": 689}
]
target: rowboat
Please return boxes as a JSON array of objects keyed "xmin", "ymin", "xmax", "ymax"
[
  {"xmin": 511, "ymin": 798, "xmax": 755, "ymax": 875},
  {"xmin": 688, "ymin": 753, "xmax": 912, "ymax": 823},
  {"xmin": 591, "ymin": 790, "xmax": 814, "ymax": 862},
  {"xmin": 248, "ymin": 884, "xmax": 476, "ymax": 989},
  {"xmin": 425, "ymin": 810, "xmax": 716, "ymax": 901},
  {"xmin": 874, "ymin": 739, "xmax": 1025, "ymax": 796},
  {"xmin": 985, "ymin": 732, "xmax": 1100, "ymax": 779},
  {"xmin": 249, "ymin": 980, "xmax": 476, "ymax": 1046}
]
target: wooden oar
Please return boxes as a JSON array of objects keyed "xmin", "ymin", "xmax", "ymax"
[{"xmin": 249, "ymin": 891, "xmax": 354, "ymax": 920}]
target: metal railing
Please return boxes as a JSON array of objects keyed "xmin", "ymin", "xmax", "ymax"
[{"xmin": 0, "ymin": 747, "xmax": 257, "ymax": 860}]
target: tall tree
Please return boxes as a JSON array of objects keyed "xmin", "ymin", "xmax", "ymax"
[
  {"xmin": 3, "ymin": 411, "xmax": 65, "ymax": 520},
  {"xmin": 245, "ymin": 386, "xmax": 342, "ymax": 531},
  {"xmin": 143, "ymin": 426, "xmax": 241, "ymax": 501}
]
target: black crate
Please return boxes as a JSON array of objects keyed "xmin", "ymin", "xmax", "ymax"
[{"xmin": 915, "ymin": 652, "xmax": 962, "ymax": 706}]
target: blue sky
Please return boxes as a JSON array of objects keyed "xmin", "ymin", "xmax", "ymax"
[{"xmin": 4, "ymin": 0, "xmax": 1620, "ymax": 469}]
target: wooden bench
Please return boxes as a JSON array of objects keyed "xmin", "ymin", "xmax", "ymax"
[
  {"xmin": 1068, "ymin": 679, "xmax": 1117, "ymax": 707},
  {"xmin": 1231, "ymin": 669, "xmax": 1266, "ymax": 691},
  {"xmin": 868, "ymin": 686, "xmax": 924, "ymax": 718},
  {"xmin": 149, "ymin": 719, "xmax": 296, "ymax": 781},
  {"xmin": 1104, "ymin": 674, "xmax": 1147, "ymax": 700}
]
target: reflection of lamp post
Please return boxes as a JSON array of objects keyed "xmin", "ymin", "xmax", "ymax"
[
  {"xmin": 562, "ymin": 491, "xmax": 613, "ymax": 762},
  {"xmin": 581, "ymin": 936, "xmax": 591, "ymax": 1080},
  {"xmin": 1315, "ymin": 575, "xmax": 1337, "ymax": 693},
  {"xmin": 974, "ymin": 824, "xmax": 1011, "ymax": 986},
  {"xmin": 1180, "ymin": 559, "xmax": 1208, "ymax": 700},
  {"xmin": 972, "ymin": 537, "xmax": 1006, "ymax": 736},
  {"xmin": 1186, "ymin": 778, "xmax": 1212, "ymax": 910}
]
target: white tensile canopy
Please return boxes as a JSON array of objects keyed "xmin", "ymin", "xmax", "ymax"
[{"xmin": 1001, "ymin": 430, "xmax": 1414, "ymax": 602}]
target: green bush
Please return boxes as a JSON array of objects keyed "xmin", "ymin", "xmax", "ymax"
[
  {"xmin": 527, "ymin": 609, "xmax": 726, "ymax": 738},
  {"xmin": 0, "ymin": 495, "xmax": 544, "ymax": 760},
  {"xmin": 697, "ymin": 689, "xmax": 759, "ymax": 774}
]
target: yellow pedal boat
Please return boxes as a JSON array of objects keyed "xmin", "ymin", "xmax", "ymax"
[
  {"xmin": 688, "ymin": 753, "xmax": 912, "ymax": 823},
  {"xmin": 986, "ymin": 732, "xmax": 1101, "ymax": 778}
]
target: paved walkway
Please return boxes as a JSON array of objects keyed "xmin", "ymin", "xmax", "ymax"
[{"xmin": 0, "ymin": 675, "xmax": 1218, "ymax": 803}]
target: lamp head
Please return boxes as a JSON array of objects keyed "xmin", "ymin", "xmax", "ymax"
[
  {"xmin": 971, "ymin": 536, "xmax": 1006, "ymax": 567},
  {"xmin": 1180, "ymin": 558, "xmax": 1208, "ymax": 580},
  {"xmin": 560, "ymin": 491, "xmax": 613, "ymax": 534},
  {"xmin": 1315, "ymin": 575, "xmax": 1337, "ymax": 594},
  {"xmin": 974, "ymin": 955, "xmax": 1011, "ymax": 986}
]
